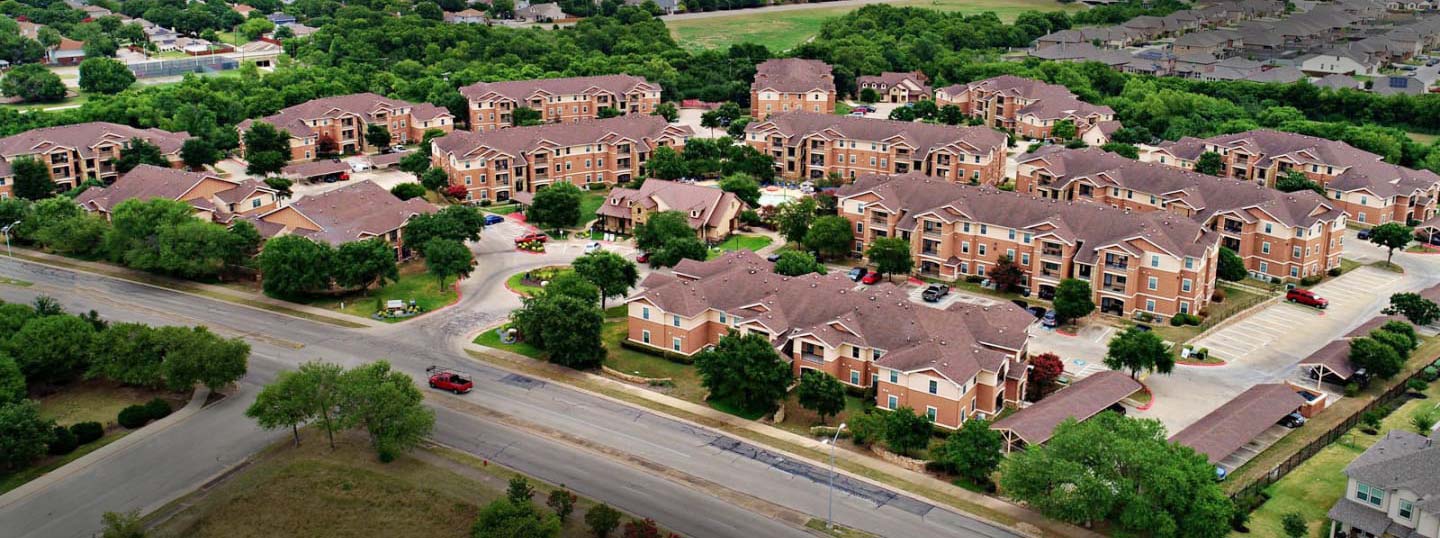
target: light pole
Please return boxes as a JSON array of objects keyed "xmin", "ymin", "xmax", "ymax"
[
  {"xmin": 824, "ymin": 422, "xmax": 847, "ymax": 531},
  {"xmin": 1, "ymin": 220, "xmax": 19, "ymax": 257}
]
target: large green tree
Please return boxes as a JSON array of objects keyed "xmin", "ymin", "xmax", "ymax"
[
  {"xmin": 795, "ymin": 370, "xmax": 845, "ymax": 424},
  {"xmin": 718, "ymin": 173, "xmax": 761, "ymax": 207},
  {"xmin": 88, "ymin": 322, "xmax": 166, "ymax": 388},
  {"xmin": 525, "ymin": 182, "xmax": 584, "ymax": 231},
  {"xmin": 930, "ymin": 418, "xmax": 1003, "ymax": 485},
  {"xmin": 883, "ymin": 406, "xmax": 933, "ymax": 457},
  {"xmin": 0, "ymin": 354, "xmax": 25, "ymax": 405},
  {"xmin": 1052, "ymin": 278, "xmax": 1095, "ymax": 324},
  {"xmin": 1368, "ymin": 222, "xmax": 1413, "ymax": 266},
  {"xmin": 0, "ymin": 400, "xmax": 55, "ymax": 470},
  {"xmin": 423, "ymin": 238, "xmax": 475, "ymax": 288},
  {"xmin": 1349, "ymin": 336, "xmax": 1404, "ymax": 379},
  {"xmin": 11, "ymin": 157, "xmax": 54, "ymax": 201},
  {"xmin": 693, "ymin": 332, "xmax": 790, "ymax": 414},
  {"xmin": 633, "ymin": 210, "xmax": 693, "ymax": 253},
  {"xmin": 0, "ymin": 64, "xmax": 66, "ymax": 103},
  {"xmin": 257, "ymin": 235, "xmax": 335, "ymax": 297},
  {"xmin": 246, "ymin": 368, "xmax": 313, "ymax": 447},
  {"xmin": 804, "ymin": 215, "xmax": 853, "ymax": 261},
  {"xmin": 572, "ymin": 251, "xmax": 639, "ymax": 309},
  {"xmin": 334, "ymin": 238, "xmax": 399, "ymax": 292},
  {"xmin": 403, "ymin": 205, "xmax": 486, "ymax": 248},
  {"xmin": 865, "ymin": 237, "xmax": 913, "ymax": 280},
  {"xmin": 772, "ymin": 198, "xmax": 818, "ymax": 245},
  {"xmin": 773, "ymin": 250, "xmax": 826, "ymax": 276},
  {"xmin": 471, "ymin": 498, "xmax": 562, "ymax": 538},
  {"xmin": 1195, "ymin": 151, "xmax": 1223, "ymax": 175},
  {"xmin": 338, "ymin": 360, "xmax": 435, "ymax": 460},
  {"xmin": 511, "ymin": 293, "xmax": 606, "ymax": 369},
  {"xmin": 5, "ymin": 314, "xmax": 96, "ymax": 385},
  {"xmin": 243, "ymin": 122, "xmax": 292, "ymax": 176},
  {"xmin": 1217, "ymin": 247, "xmax": 1246, "ymax": 282},
  {"xmin": 114, "ymin": 138, "xmax": 168, "ymax": 174},
  {"xmin": 1104, "ymin": 326, "xmax": 1174, "ymax": 380},
  {"xmin": 155, "ymin": 325, "xmax": 249, "ymax": 391},
  {"xmin": 1385, "ymin": 292, "xmax": 1440, "ymax": 326},
  {"xmin": 77, "ymin": 57, "xmax": 135, "ymax": 94}
]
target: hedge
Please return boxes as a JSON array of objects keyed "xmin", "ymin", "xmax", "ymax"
[
  {"xmin": 47, "ymin": 425, "xmax": 78, "ymax": 455},
  {"xmin": 618, "ymin": 339, "xmax": 695, "ymax": 365},
  {"xmin": 70, "ymin": 421, "xmax": 104, "ymax": 445},
  {"xmin": 117, "ymin": 405, "xmax": 151, "ymax": 429}
]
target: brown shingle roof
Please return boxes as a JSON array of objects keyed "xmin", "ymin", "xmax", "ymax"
[
  {"xmin": 990, "ymin": 371, "xmax": 1141, "ymax": 446},
  {"xmin": 751, "ymin": 58, "xmax": 835, "ymax": 94},
  {"xmin": 262, "ymin": 181, "xmax": 436, "ymax": 245},
  {"xmin": 460, "ymin": 74, "xmax": 657, "ymax": 103},
  {"xmin": 237, "ymin": 93, "xmax": 452, "ymax": 139},
  {"xmin": 432, "ymin": 115, "xmax": 691, "ymax": 166},
  {"xmin": 0, "ymin": 122, "xmax": 188, "ymax": 161},
  {"xmin": 746, "ymin": 112, "xmax": 1006, "ymax": 159},
  {"xmin": 1296, "ymin": 339, "xmax": 1355, "ymax": 380},
  {"xmin": 596, "ymin": 180, "xmax": 744, "ymax": 229},
  {"xmin": 1169, "ymin": 383, "xmax": 1308, "ymax": 464},
  {"xmin": 75, "ymin": 164, "xmax": 230, "ymax": 214},
  {"xmin": 281, "ymin": 160, "xmax": 350, "ymax": 179}
]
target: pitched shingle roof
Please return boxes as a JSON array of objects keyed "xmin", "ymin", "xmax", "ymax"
[
  {"xmin": 937, "ymin": 76, "xmax": 1114, "ymax": 122},
  {"xmin": 1344, "ymin": 430, "xmax": 1440, "ymax": 510},
  {"xmin": 237, "ymin": 93, "xmax": 451, "ymax": 138},
  {"xmin": 75, "ymin": 164, "xmax": 230, "ymax": 214},
  {"xmin": 1169, "ymin": 383, "xmax": 1308, "ymax": 464},
  {"xmin": 261, "ymin": 181, "xmax": 435, "ymax": 245},
  {"xmin": 432, "ymin": 115, "xmax": 691, "ymax": 166},
  {"xmin": 596, "ymin": 179, "xmax": 744, "ymax": 229},
  {"xmin": 460, "ymin": 74, "xmax": 657, "ymax": 103},
  {"xmin": 746, "ymin": 112, "xmax": 1006, "ymax": 158},
  {"xmin": 990, "ymin": 371, "xmax": 1141, "ymax": 446},
  {"xmin": 0, "ymin": 122, "xmax": 188, "ymax": 160},
  {"xmin": 751, "ymin": 58, "xmax": 835, "ymax": 94}
]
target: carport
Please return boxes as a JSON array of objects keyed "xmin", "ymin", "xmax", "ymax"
[
  {"xmin": 1346, "ymin": 314, "xmax": 1407, "ymax": 338},
  {"xmin": 367, "ymin": 151, "xmax": 410, "ymax": 169},
  {"xmin": 990, "ymin": 371, "xmax": 1141, "ymax": 452},
  {"xmin": 1297, "ymin": 340, "xmax": 1357, "ymax": 387},
  {"xmin": 1416, "ymin": 215, "xmax": 1440, "ymax": 245},
  {"xmin": 281, "ymin": 160, "xmax": 350, "ymax": 183},
  {"xmin": 1169, "ymin": 384, "xmax": 1308, "ymax": 466}
]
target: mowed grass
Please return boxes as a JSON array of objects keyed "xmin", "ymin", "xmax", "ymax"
[
  {"xmin": 36, "ymin": 380, "xmax": 174, "ymax": 427},
  {"xmin": 294, "ymin": 262, "xmax": 458, "ymax": 321},
  {"xmin": 708, "ymin": 233, "xmax": 773, "ymax": 258},
  {"xmin": 1407, "ymin": 131, "xmax": 1438, "ymax": 145},
  {"xmin": 600, "ymin": 321, "xmax": 708, "ymax": 401},
  {"xmin": 666, "ymin": 0, "xmax": 1082, "ymax": 51}
]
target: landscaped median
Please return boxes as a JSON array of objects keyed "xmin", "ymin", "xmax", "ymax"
[{"xmin": 287, "ymin": 262, "xmax": 458, "ymax": 322}]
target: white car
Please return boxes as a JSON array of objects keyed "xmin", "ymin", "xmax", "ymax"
[
  {"xmin": 348, "ymin": 160, "xmax": 372, "ymax": 172},
  {"xmin": 583, "ymin": 242, "xmax": 602, "ymax": 254},
  {"xmin": 390, "ymin": 144, "xmax": 408, "ymax": 153}
]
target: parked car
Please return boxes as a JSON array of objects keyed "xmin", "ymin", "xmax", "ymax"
[
  {"xmin": 426, "ymin": 366, "xmax": 473, "ymax": 394},
  {"xmin": 861, "ymin": 272, "xmax": 882, "ymax": 285},
  {"xmin": 349, "ymin": 160, "xmax": 372, "ymax": 172},
  {"xmin": 1037, "ymin": 287, "xmax": 1055, "ymax": 300},
  {"xmin": 1042, "ymin": 310, "xmax": 1058, "ymax": 328},
  {"xmin": 922, "ymin": 284, "xmax": 950, "ymax": 302},
  {"xmin": 1132, "ymin": 324, "xmax": 1152, "ymax": 332},
  {"xmin": 391, "ymin": 144, "xmax": 408, "ymax": 153},
  {"xmin": 1028, "ymin": 306, "xmax": 1047, "ymax": 319},
  {"xmin": 1286, "ymin": 288, "xmax": 1329, "ymax": 309},
  {"xmin": 1278, "ymin": 411, "xmax": 1307, "ymax": 428},
  {"xmin": 1358, "ymin": 228, "xmax": 1371, "ymax": 240},
  {"xmin": 636, "ymin": 252, "xmax": 650, "ymax": 263},
  {"xmin": 848, "ymin": 267, "xmax": 868, "ymax": 282},
  {"xmin": 852, "ymin": 105, "xmax": 875, "ymax": 114},
  {"xmin": 583, "ymin": 242, "xmax": 602, "ymax": 254},
  {"xmin": 483, "ymin": 214, "xmax": 505, "ymax": 226},
  {"xmin": 514, "ymin": 232, "xmax": 548, "ymax": 245},
  {"xmin": 766, "ymin": 253, "xmax": 781, "ymax": 263},
  {"xmin": 1106, "ymin": 402, "xmax": 1128, "ymax": 416}
]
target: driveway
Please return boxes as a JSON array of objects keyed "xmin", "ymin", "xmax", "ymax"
[{"xmin": 289, "ymin": 167, "xmax": 416, "ymax": 198}]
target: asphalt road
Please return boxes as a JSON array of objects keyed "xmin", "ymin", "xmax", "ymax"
[{"xmin": 0, "ymin": 232, "xmax": 1022, "ymax": 538}]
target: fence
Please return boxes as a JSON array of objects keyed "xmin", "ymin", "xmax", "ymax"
[{"xmin": 127, "ymin": 56, "xmax": 239, "ymax": 79}]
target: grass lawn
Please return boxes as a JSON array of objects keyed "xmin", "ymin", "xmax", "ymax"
[
  {"xmin": 774, "ymin": 391, "xmax": 870, "ymax": 437},
  {"xmin": 1407, "ymin": 131, "xmax": 1438, "ymax": 145},
  {"xmin": 487, "ymin": 204, "xmax": 523, "ymax": 215},
  {"xmin": 667, "ymin": 0, "xmax": 1081, "ymax": 51},
  {"xmin": 707, "ymin": 234, "xmax": 774, "ymax": 259},
  {"xmin": 600, "ymin": 321, "xmax": 708, "ymax": 401},
  {"xmin": 1150, "ymin": 284, "xmax": 1268, "ymax": 344},
  {"xmin": 1238, "ymin": 380, "xmax": 1440, "ymax": 538},
  {"xmin": 292, "ymin": 262, "xmax": 457, "ymax": 321},
  {"xmin": 0, "ymin": 93, "xmax": 90, "ymax": 112},
  {"xmin": 473, "ymin": 328, "xmax": 544, "ymax": 359},
  {"xmin": 576, "ymin": 190, "xmax": 608, "ymax": 227},
  {"xmin": 835, "ymin": 101, "xmax": 853, "ymax": 115},
  {"xmin": 504, "ymin": 266, "xmax": 573, "ymax": 297},
  {"xmin": 36, "ymin": 379, "xmax": 177, "ymax": 427}
]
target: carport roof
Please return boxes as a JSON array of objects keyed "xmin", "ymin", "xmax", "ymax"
[
  {"xmin": 281, "ymin": 160, "xmax": 350, "ymax": 180},
  {"xmin": 990, "ymin": 371, "xmax": 1141, "ymax": 446},
  {"xmin": 1297, "ymin": 339, "xmax": 1355, "ymax": 380},
  {"xmin": 1346, "ymin": 315, "xmax": 1406, "ymax": 338},
  {"xmin": 1169, "ymin": 383, "xmax": 1308, "ymax": 464}
]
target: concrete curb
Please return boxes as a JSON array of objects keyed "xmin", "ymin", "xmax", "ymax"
[{"xmin": 0, "ymin": 386, "xmax": 211, "ymax": 510}]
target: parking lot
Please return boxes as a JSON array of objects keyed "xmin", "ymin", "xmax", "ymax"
[{"xmin": 1216, "ymin": 424, "xmax": 1290, "ymax": 476}]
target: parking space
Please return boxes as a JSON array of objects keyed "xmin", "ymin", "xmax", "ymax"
[
  {"xmin": 902, "ymin": 284, "xmax": 1002, "ymax": 309},
  {"xmin": 1216, "ymin": 424, "xmax": 1290, "ymax": 475},
  {"xmin": 1027, "ymin": 324, "xmax": 1114, "ymax": 379}
]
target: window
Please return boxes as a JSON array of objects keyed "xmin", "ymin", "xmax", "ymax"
[
  {"xmin": 1150, "ymin": 255, "xmax": 1160, "ymax": 268},
  {"xmin": 889, "ymin": 370, "xmax": 898, "ymax": 383},
  {"xmin": 887, "ymin": 395, "xmax": 898, "ymax": 409},
  {"xmin": 850, "ymin": 370, "xmax": 860, "ymax": 385},
  {"xmin": 1021, "ymin": 253, "xmax": 1030, "ymax": 266},
  {"xmin": 252, "ymin": 198, "xmax": 262, "ymax": 208},
  {"xmin": 642, "ymin": 307, "xmax": 650, "ymax": 320},
  {"xmin": 1292, "ymin": 246, "xmax": 1302, "ymax": 259},
  {"xmin": 963, "ymin": 222, "xmax": 971, "ymax": 233},
  {"xmin": 1259, "ymin": 261, "xmax": 1269, "ymax": 274},
  {"xmin": 961, "ymin": 242, "xmax": 970, "ymax": 254},
  {"xmin": 1146, "ymin": 299, "xmax": 1156, "ymax": 312},
  {"xmin": 1264, "ymin": 223, "xmax": 1273, "ymax": 234},
  {"xmin": 980, "ymin": 224, "xmax": 988, "ymax": 234},
  {"xmin": 1399, "ymin": 499, "xmax": 1414, "ymax": 519},
  {"xmin": 719, "ymin": 312, "xmax": 727, "ymax": 324},
  {"xmin": 672, "ymin": 337, "xmax": 682, "ymax": 352},
  {"xmin": 1261, "ymin": 241, "xmax": 1271, "ymax": 254},
  {"xmin": 1023, "ymin": 232, "xmax": 1032, "ymax": 244},
  {"xmin": 925, "ymin": 406, "xmax": 937, "ymax": 420},
  {"xmin": 642, "ymin": 330, "xmax": 650, "ymax": 344},
  {"xmin": 1148, "ymin": 277, "xmax": 1158, "ymax": 290},
  {"xmin": 1356, "ymin": 483, "xmax": 1384, "ymax": 507},
  {"xmin": 1008, "ymin": 230, "xmax": 1015, "ymax": 240},
  {"xmin": 672, "ymin": 315, "xmax": 681, "ymax": 327},
  {"xmin": 1179, "ymin": 302, "xmax": 1190, "ymax": 314},
  {"xmin": 851, "ymin": 346, "xmax": 860, "ymax": 359},
  {"xmin": 1184, "ymin": 257, "xmax": 1194, "ymax": 270},
  {"xmin": 978, "ymin": 244, "xmax": 987, "ymax": 256},
  {"xmin": 928, "ymin": 380, "xmax": 938, "ymax": 394},
  {"xmin": 1182, "ymin": 279, "xmax": 1192, "ymax": 292}
]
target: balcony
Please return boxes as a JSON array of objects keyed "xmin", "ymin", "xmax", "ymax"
[
  {"xmin": 809, "ymin": 156, "xmax": 826, "ymax": 166},
  {"xmin": 1222, "ymin": 223, "xmax": 1243, "ymax": 234},
  {"xmin": 870, "ymin": 215, "xmax": 888, "ymax": 225},
  {"xmin": 1041, "ymin": 246, "xmax": 1063, "ymax": 258},
  {"xmin": 922, "ymin": 228, "xmax": 943, "ymax": 239},
  {"xmin": 800, "ymin": 353, "xmax": 824, "ymax": 365},
  {"xmin": 1104, "ymin": 260, "xmax": 1129, "ymax": 271},
  {"xmin": 1102, "ymin": 283, "xmax": 1127, "ymax": 293}
]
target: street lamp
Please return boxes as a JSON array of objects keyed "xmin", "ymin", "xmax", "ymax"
[
  {"xmin": 822, "ymin": 422, "xmax": 847, "ymax": 531},
  {"xmin": 1, "ymin": 220, "xmax": 19, "ymax": 257}
]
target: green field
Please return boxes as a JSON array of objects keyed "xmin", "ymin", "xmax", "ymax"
[
  {"xmin": 1408, "ymin": 131, "xmax": 1439, "ymax": 145},
  {"xmin": 707, "ymin": 233, "xmax": 773, "ymax": 259},
  {"xmin": 295, "ymin": 263, "xmax": 458, "ymax": 321},
  {"xmin": 666, "ymin": 0, "xmax": 1082, "ymax": 51}
]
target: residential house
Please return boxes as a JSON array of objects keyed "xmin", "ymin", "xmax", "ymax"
[
  {"xmin": 1376, "ymin": 74, "xmax": 1428, "ymax": 96},
  {"xmin": 749, "ymin": 58, "xmax": 837, "ymax": 120},
  {"xmin": 837, "ymin": 173, "xmax": 1221, "ymax": 320},
  {"xmin": 75, "ymin": 164, "xmax": 279, "ymax": 222},
  {"xmin": 460, "ymin": 74, "xmax": 662, "ymax": 131},
  {"xmin": 0, "ymin": 122, "xmax": 188, "ymax": 198},
  {"xmin": 430, "ymin": 115, "xmax": 692, "ymax": 203},
  {"xmin": 1314, "ymin": 73, "xmax": 1363, "ymax": 90},
  {"xmin": 1151, "ymin": 130, "xmax": 1440, "ymax": 225},
  {"xmin": 444, "ymin": 8, "xmax": 489, "ymax": 23},
  {"xmin": 516, "ymin": 3, "xmax": 568, "ymax": 21},
  {"xmin": 266, "ymin": 12, "xmax": 297, "ymax": 25},
  {"xmin": 594, "ymin": 179, "xmax": 745, "ymax": 242},
  {"xmin": 743, "ymin": 112, "xmax": 1007, "ymax": 183},
  {"xmin": 933, "ymin": 75, "xmax": 1118, "ymax": 142},
  {"xmin": 48, "ymin": 37, "xmax": 85, "ymax": 66},
  {"xmin": 247, "ymin": 181, "xmax": 436, "ymax": 259},
  {"xmin": 855, "ymin": 71, "xmax": 931, "ymax": 103},
  {"xmin": 624, "ymin": 0, "xmax": 680, "ymax": 14},
  {"xmin": 237, "ymin": 93, "xmax": 455, "ymax": 163},
  {"xmin": 1172, "ymin": 29, "xmax": 1243, "ymax": 58},
  {"xmin": 1016, "ymin": 147, "xmax": 1346, "ymax": 280},
  {"xmin": 1328, "ymin": 430, "xmax": 1440, "ymax": 538},
  {"xmin": 625, "ymin": 251, "xmax": 1035, "ymax": 428},
  {"xmin": 1299, "ymin": 49, "xmax": 1377, "ymax": 76}
]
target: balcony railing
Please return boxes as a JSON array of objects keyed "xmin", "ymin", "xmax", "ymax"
[
  {"xmin": 1105, "ymin": 261, "xmax": 1129, "ymax": 270},
  {"xmin": 1041, "ymin": 247, "xmax": 1063, "ymax": 258},
  {"xmin": 922, "ymin": 229, "xmax": 943, "ymax": 238},
  {"xmin": 1103, "ymin": 284, "xmax": 1127, "ymax": 293},
  {"xmin": 800, "ymin": 353, "xmax": 824, "ymax": 365},
  {"xmin": 1222, "ymin": 224, "xmax": 1243, "ymax": 234}
]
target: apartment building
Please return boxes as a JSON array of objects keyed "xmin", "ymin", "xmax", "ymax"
[
  {"xmin": 244, "ymin": 181, "xmax": 436, "ymax": 260},
  {"xmin": 838, "ymin": 173, "xmax": 1221, "ymax": 320},
  {"xmin": 430, "ymin": 115, "xmax": 692, "ymax": 203},
  {"xmin": 0, "ymin": 122, "xmax": 188, "ymax": 199},
  {"xmin": 595, "ymin": 180, "xmax": 746, "ymax": 242},
  {"xmin": 743, "ymin": 112, "xmax": 1007, "ymax": 183},
  {"xmin": 1327, "ymin": 430, "xmax": 1440, "ymax": 538},
  {"xmin": 749, "ymin": 58, "xmax": 837, "ymax": 121},
  {"xmin": 237, "ymin": 93, "xmax": 455, "ymax": 163},
  {"xmin": 1016, "ymin": 147, "xmax": 1346, "ymax": 280},
  {"xmin": 76, "ymin": 164, "xmax": 279, "ymax": 223},
  {"xmin": 625, "ymin": 251, "xmax": 1035, "ymax": 428},
  {"xmin": 933, "ymin": 75, "xmax": 1118, "ymax": 142},
  {"xmin": 1151, "ymin": 130, "xmax": 1440, "ymax": 226},
  {"xmin": 460, "ymin": 75, "xmax": 663, "ymax": 131},
  {"xmin": 855, "ymin": 71, "xmax": 931, "ymax": 103}
]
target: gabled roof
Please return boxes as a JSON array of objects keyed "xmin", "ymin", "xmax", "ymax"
[
  {"xmin": 745, "ymin": 112, "xmax": 1006, "ymax": 158},
  {"xmin": 596, "ymin": 179, "xmax": 744, "ymax": 229},
  {"xmin": 0, "ymin": 122, "xmax": 188, "ymax": 160},
  {"xmin": 432, "ymin": 115, "xmax": 690, "ymax": 165},
  {"xmin": 75, "ymin": 164, "xmax": 232, "ymax": 214},
  {"xmin": 237, "ymin": 93, "xmax": 452, "ymax": 139},
  {"xmin": 1169, "ymin": 383, "xmax": 1308, "ymax": 464},
  {"xmin": 856, "ymin": 71, "xmax": 930, "ymax": 93},
  {"xmin": 990, "ymin": 371, "xmax": 1141, "ymax": 446},
  {"xmin": 260, "ymin": 181, "xmax": 435, "ymax": 245},
  {"xmin": 751, "ymin": 58, "xmax": 836, "ymax": 94},
  {"xmin": 1344, "ymin": 430, "xmax": 1440, "ymax": 511},
  {"xmin": 937, "ymin": 75, "xmax": 1115, "ymax": 121},
  {"xmin": 460, "ymin": 74, "xmax": 657, "ymax": 103}
]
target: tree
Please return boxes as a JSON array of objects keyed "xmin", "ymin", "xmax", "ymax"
[
  {"xmin": 1368, "ymin": 222, "xmax": 1413, "ymax": 266},
  {"xmin": 238, "ymin": 17, "xmax": 275, "ymax": 41},
  {"xmin": 773, "ymin": 250, "xmax": 826, "ymax": 276},
  {"xmin": 365, "ymin": 124, "xmax": 392, "ymax": 151},
  {"xmin": 0, "ymin": 355, "xmax": 25, "ymax": 405},
  {"xmin": 795, "ymin": 370, "xmax": 845, "ymax": 424},
  {"xmin": 804, "ymin": 215, "xmax": 853, "ymax": 261},
  {"xmin": 421, "ymin": 167, "xmax": 450, "ymax": 191},
  {"xmin": 472, "ymin": 498, "xmax": 562, "ymax": 538},
  {"xmin": 390, "ymin": 183, "xmax": 426, "ymax": 201},
  {"xmin": 83, "ymin": 36, "xmax": 118, "ymax": 58},
  {"xmin": 1385, "ymin": 292, "xmax": 1440, "ymax": 326},
  {"xmin": 772, "ymin": 198, "xmax": 817, "ymax": 244},
  {"xmin": 316, "ymin": 134, "xmax": 339, "ymax": 158},
  {"xmin": 257, "ymin": 235, "xmax": 335, "ymax": 297},
  {"xmin": 335, "ymin": 238, "xmax": 399, "ymax": 292},
  {"xmin": 597, "ymin": 107, "xmax": 621, "ymax": 119},
  {"xmin": 264, "ymin": 177, "xmax": 294, "ymax": 199},
  {"xmin": 339, "ymin": 361, "xmax": 436, "ymax": 460},
  {"xmin": 423, "ymin": 238, "xmax": 475, "ymax": 288},
  {"xmin": 526, "ymin": 182, "xmax": 584, "ymax": 231},
  {"xmin": 888, "ymin": 107, "xmax": 916, "ymax": 121},
  {"xmin": 1275, "ymin": 170, "xmax": 1323, "ymax": 195},
  {"xmin": 693, "ymin": 332, "xmax": 790, "ymax": 414},
  {"xmin": 1100, "ymin": 142, "xmax": 1140, "ymax": 159},
  {"xmin": 1412, "ymin": 409, "xmax": 1438, "ymax": 437},
  {"xmin": 415, "ymin": 1, "xmax": 444, "ymax": 19},
  {"xmin": 11, "ymin": 157, "xmax": 54, "ymax": 201},
  {"xmin": 1281, "ymin": 512, "xmax": 1307, "ymax": 538},
  {"xmin": 866, "ymin": 237, "xmax": 913, "ymax": 281},
  {"xmin": 990, "ymin": 255, "xmax": 1025, "ymax": 293},
  {"xmin": 404, "ymin": 205, "xmax": 486, "ymax": 248},
  {"xmin": 1195, "ymin": 151, "xmax": 1223, "ymax": 175},
  {"xmin": 651, "ymin": 102, "xmax": 678, "ymax": 122},
  {"xmin": 1217, "ymin": 247, "xmax": 1246, "ymax": 281},
  {"xmin": 718, "ymin": 174, "xmax": 761, "ymax": 207},
  {"xmin": 1050, "ymin": 119, "xmax": 1077, "ymax": 141},
  {"xmin": 1104, "ymin": 326, "xmax": 1174, "ymax": 380},
  {"xmin": 633, "ymin": 211, "xmax": 694, "ymax": 254},
  {"xmin": 585, "ymin": 503, "xmax": 622, "ymax": 538},
  {"xmin": 883, "ymin": 406, "xmax": 932, "ymax": 456},
  {"xmin": 298, "ymin": 361, "xmax": 346, "ymax": 449},
  {"xmin": 489, "ymin": 0, "xmax": 516, "ymax": 18},
  {"xmin": 530, "ymin": 294, "xmax": 606, "ymax": 368},
  {"xmin": 88, "ymin": 322, "xmax": 164, "ymax": 388},
  {"xmin": 1028, "ymin": 352, "xmax": 1063, "ymax": 398},
  {"xmin": 157, "ymin": 325, "xmax": 249, "ymax": 391},
  {"xmin": 1052, "ymin": 279, "xmax": 1095, "ymax": 324},
  {"xmin": 245, "ymin": 368, "xmax": 312, "ymax": 447},
  {"xmin": 153, "ymin": 219, "xmax": 243, "ymax": 278},
  {"xmin": 931, "ymin": 418, "xmax": 1003, "ymax": 485},
  {"xmin": 649, "ymin": 236, "xmax": 707, "ymax": 268},
  {"xmin": 114, "ymin": 138, "xmax": 168, "ymax": 174},
  {"xmin": 1, "ymin": 65, "xmax": 66, "ymax": 103},
  {"xmin": 573, "ymin": 251, "xmax": 639, "ymax": 309},
  {"xmin": 181, "ymin": 138, "xmax": 219, "ymax": 170},
  {"xmin": 0, "ymin": 400, "xmax": 54, "ymax": 470},
  {"xmin": 511, "ymin": 107, "xmax": 542, "ymax": 127},
  {"xmin": 243, "ymin": 123, "xmax": 292, "ymax": 176},
  {"xmin": 644, "ymin": 146, "xmax": 688, "ymax": 180},
  {"xmin": 859, "ymin": 88, "xmax": 878, "ymax": 103},
  {"xmin": 507, "ymin": 476, "xmax": 536, "ymax": 505},
  {"xmin": 78, "ymin": 57, "xmax": 135, "ymax": 95},
  {"xmin": 547, "ymin": 487, "xmax": 577, "ymax": 521},
  {"xmin": 6, "ymin": 314, "xmax": 96, "ymax": 385},
  {"xmin": 99, "ymin": 510, "xmax": 146, "ymax": 538},
  {"xmin": 1349, "ymin": 336, "xmax": 1404, "ymax": 379},
  {"xmin": 1370, "ymin": 327, "xmax": 1415, "ymax": 358},
  {"xmin": 0, "ymin": 303, "xmax": 35, "ymax": 336}
]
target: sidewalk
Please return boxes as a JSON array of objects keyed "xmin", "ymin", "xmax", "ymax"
[
  {"xmin": 466, "ymin": 343, "xmax": 1100, "ymax": 538},
  {"xmin": 0, "ymin": 387, "xmax": 211, "ymax": 510}
]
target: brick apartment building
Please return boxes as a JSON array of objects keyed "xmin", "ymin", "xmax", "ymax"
[
  {"xmin": 238, "ymin": 93, "xmax": 455, "ymax": 163},
  {"xmin": 743, "ymin": 112, "xmax": 1007, "ymax": 183},
  {"xmin": 855, "ymin": 71, "xmax": 931, "ymax": 103},
  {"xmin": 595, "ymin": 180, "xmax": 746, "ymax": 243},
  {"xmin": 429, "ymin": 115, "xmax": 692, "ymax": 203},
  {"xmin": 460, "ymin": 74, "xmax": 663, "ymax": 131},
  {"xmin": 1150, "ymin": 129, "xmax": 1440, "ymax": 226},
  {"xmin": 933, "ymin": 75, "xmax": 1118, "ymax": 142},
  {"xmin": 76, "ymin": 164, "xmax": 279, "ymax": 223},
  {"xmin": 838, "ymin": 173, "xmax": 1221, "ymax": 321},
  {"xmin": 242, "ymin": 181, "xmax": 436, "ymax": 260},
  {"xmin": 1016, "ymin": 147, "xmax": 1347, "ymax": 280},
  {"xmin": 625, "ymin": 251, "xmax": 1035, "ymax": 428},
  {"xmin": 0, "ymin": 122, "xmax": 188, "ymax": 199},
  {"xmin": 750, "ymin": 58, "xmax": 837, "ymax": 121}
]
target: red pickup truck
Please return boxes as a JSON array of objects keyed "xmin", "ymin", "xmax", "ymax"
[
  {"xmin": 426, "ymin": 367, "xmax": 474, "ymax": 394},
  {"xmin": 1286, "ymin": 288, "xmax": 1329, "ymax": 309},
  {"xmin": 514, "ymin": 232, "xmax": 548, "ymax": 245}
]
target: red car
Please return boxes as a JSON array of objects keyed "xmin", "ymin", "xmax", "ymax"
[
  {"xmin": 636, "ymin": 252, "xmax": 650, "ymax": 263},
  {"xmin": 1286, "ymin": 288, "xmax": 1329, "ymax": 309},
  {"xmin": 861, "ymin": 271, "xmax": 882, "ymax": 285},
  {"xmin": 514, "ymin": 232, "xmax": 548, "ymax": 245},
  {"xmin": 427, "ymin": 367, "xmax": 473, "ymax": 394}
]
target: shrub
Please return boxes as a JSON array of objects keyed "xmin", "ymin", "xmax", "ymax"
[
  {"xmin": 740, "ymin": 210, "xmax": 763, "ymax": 226},
  {"xmin": 1344, "ymin": 383, "xmax": 1360, "ymax": 397},
  {"xmin": 1169, "ymin": 313, "xmax": 1201, "ymax": 326},
  {"xmin": 1409, "ymin": 378, "xmax": 1429, "ymax": 392},
  {"xmin": 847, "ymin": 411, "xmax": 885, "ymax": 447},
  {"xmin": 48, "ymin": 425, "xmax": 78, "ymax": 455},
  {"xmin": 1329, "ymin": 267, "xmax": 1343, "ymax": 277},
  {"xmin": 144, "ymin": 398, "xmax": 172, "ymax": 420},
  {"xmin": 1211, "ymin": 288, "xmax": 1227, "ymax": 302},
  {"xmin": 1300, "ymin": 275, "xmax": 1322, "ymax": 286},
  {"xmin": 964, "ymin": 275, "xmax": 985, "ymax": 284},
  {"xmin": 1425, "ymin": 366, "xmax": 1439, "ymax": 382},
  {"xmin": 117, "ymin": 405, "xmax": 150, "ymax": 429},
  {"xmin": 70, "ymin": 421, "xmax": 103, "ymax": 444}
]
